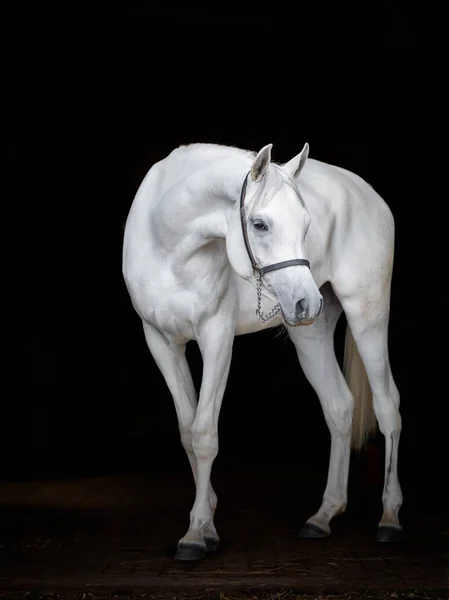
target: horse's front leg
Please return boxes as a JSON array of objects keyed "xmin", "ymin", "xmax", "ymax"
[
  {"xmin": 142, "ymin": 322, "xmax": 219, "ymax": 552},
  {"xmin": 175, "ymin": 305, "xmax": 236, "ymax": 560},
  {"xmin": 289, "ymin": 286, "xmax": 353, "ymax": 538}
]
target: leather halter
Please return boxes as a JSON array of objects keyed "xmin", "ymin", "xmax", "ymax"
[{"xmin": 239, "ymin": 171, "xmax": 310, "ymax": 277}]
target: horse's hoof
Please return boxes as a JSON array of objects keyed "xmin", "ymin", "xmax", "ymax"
[
  {"xmin": 298, "ymin": 522, "xmax": 330, "ymax": 539},
  {"xmin": 174, "ymin": 541, "xmax": 207, "ymax": 561},
  {"xmin": 204, "ymin": 536, "xmax": 220, "ymax": 553},
  {"xmin": 376, "ymin": 525, "xmax": 404, "ymax": 543}
]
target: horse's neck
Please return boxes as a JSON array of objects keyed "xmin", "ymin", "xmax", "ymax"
[
  {"xmin": 164, "ymin": 149, "xmax": 250, "ymax": 212},
  {"xmin": 151, "ymin": 154, "xmax": 250, "ymax": 258}
]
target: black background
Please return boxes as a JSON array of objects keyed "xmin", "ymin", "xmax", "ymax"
[{"xmin": 9, "ymin": 10, "xmax": 444, "ymax": 507}]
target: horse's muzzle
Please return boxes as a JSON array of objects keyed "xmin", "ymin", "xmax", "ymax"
[{"xmin": 282, "ymin": 295, "xmax": 323, "ymax": 327}]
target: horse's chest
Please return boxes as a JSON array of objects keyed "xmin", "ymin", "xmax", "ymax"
[
  {"xmin": 233, "ymin": 275, "xmax": 283, "ymax": 335},
  {"xmin": 130, "ymin": 267, "xmax": 229, "ymax": 341}
]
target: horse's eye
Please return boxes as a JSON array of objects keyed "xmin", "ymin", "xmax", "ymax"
[{"xmin": 252, "ymin": 219, "xmax": 268, "ymax": 232}]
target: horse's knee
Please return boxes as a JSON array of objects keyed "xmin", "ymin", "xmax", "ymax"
[
  {"xmin": 191, "ymin": 423, "xmax": 218, "ymax": 461},
  {"xmin": 324, "ymin": 396, "xmax": 354, "ymax": 437},
  {"xmin": 372, "ymin": 397, "xmax": 401, "ymax": 435},
  {"xmin": 180, "ymin": 425, "xmax": 194, "ymax": 453}
]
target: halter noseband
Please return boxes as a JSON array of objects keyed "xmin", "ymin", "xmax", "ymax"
[{"xmin": 239, "ymin": 171, "xmax": 310, "ymax": 277}]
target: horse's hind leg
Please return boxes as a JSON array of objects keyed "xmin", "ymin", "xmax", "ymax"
[
  {"xmin": 289, "ymin": 283, "xmax": 353, "ymax": 538},
  {"xmin": 341, "ymin": 289, "xmax": 403, "ymax": 542},
  {"xmin": 142, "ymin": 322, "xmax": 220, "ymax": 553}
]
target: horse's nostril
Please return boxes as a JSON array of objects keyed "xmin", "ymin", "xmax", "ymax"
[{"xmin": 296, "ymin": 299, "xmax": 305, "ymax": 315}]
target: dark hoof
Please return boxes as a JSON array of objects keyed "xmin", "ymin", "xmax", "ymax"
[
  {"xmin": 174, "ymin": 541, "xmax": 207, "ymax": 561},
  {"xmin": 204, "ymin": 536, "xmax": 220, "ymax": 553},
  {"xmin": 376, "ymin": 525, "xmax": 404, "ymax": 543},
  {"xmin": 298, "ymin": 522, "xmax": 330, "ymax": 539}
]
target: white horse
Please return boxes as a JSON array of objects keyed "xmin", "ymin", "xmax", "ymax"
[{"xmin": 122, "ymin": 142, "xmax": 403, "ymax": 560}]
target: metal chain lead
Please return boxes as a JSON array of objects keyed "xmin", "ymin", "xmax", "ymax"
[{"xmin": 255, "ymin": 276, "xmax": 281, "ymax": 323}]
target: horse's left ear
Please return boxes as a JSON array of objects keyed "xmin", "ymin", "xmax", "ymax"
[
  {"xmin": 283, "ymin": 143, "xmax": 309, "ymax": 179},
  {"xmin": 251, "ymin": 143, "xmax": 273, "ymax": 182}
]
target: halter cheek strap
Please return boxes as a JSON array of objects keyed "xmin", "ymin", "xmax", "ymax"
[{"xmin": 239, "ymin": 171, "xmax": 310, "ymax": 277}]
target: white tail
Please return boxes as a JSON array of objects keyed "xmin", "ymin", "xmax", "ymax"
[{"xmin": 343, "ymin": 324, "xmax": 378, "ymax": 451}]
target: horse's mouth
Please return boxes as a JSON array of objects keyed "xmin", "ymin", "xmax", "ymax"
[
  {"xmin": 281, "ymin": 311, "xmax": 316, "ymax": 327},
  {"xmin": 298, "ymin": 318, "xmax": 316, "ymax": 326}
]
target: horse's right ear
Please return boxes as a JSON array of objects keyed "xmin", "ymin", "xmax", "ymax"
[
  {"xmin": 251, "ymin": 144, "xmax": 273, "ymax": 182},
  {"xmin": 283, "ymin": 143, "xmax": 309, "ymax": 179}
]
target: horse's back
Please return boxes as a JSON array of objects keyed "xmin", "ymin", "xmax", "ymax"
[{"xmin": 302, "ymin": 158, "xmax": 391, "ymax": 217}]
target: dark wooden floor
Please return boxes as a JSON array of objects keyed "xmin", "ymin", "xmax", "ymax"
[{"xmin": 0, "ymin": 465, "xmax": 447, "ymax": 598}]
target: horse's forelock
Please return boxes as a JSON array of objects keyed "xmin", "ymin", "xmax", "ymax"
[{"xmin": 244, "ymin": 165, "xmax": 297, "ymax": 217}]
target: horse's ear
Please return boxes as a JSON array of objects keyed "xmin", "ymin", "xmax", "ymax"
[
  {"xmin": 283, "ymin": 142, "xmax": 309, "ymax": 179},
  {"xmin": 251, "ymin": 143, "xmax": 273, "ymax": 182}
]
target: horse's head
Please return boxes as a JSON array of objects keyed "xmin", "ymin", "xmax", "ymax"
[{"xmin": 227, "ymin": 143, "xmax": 323, "ymax": 326}]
